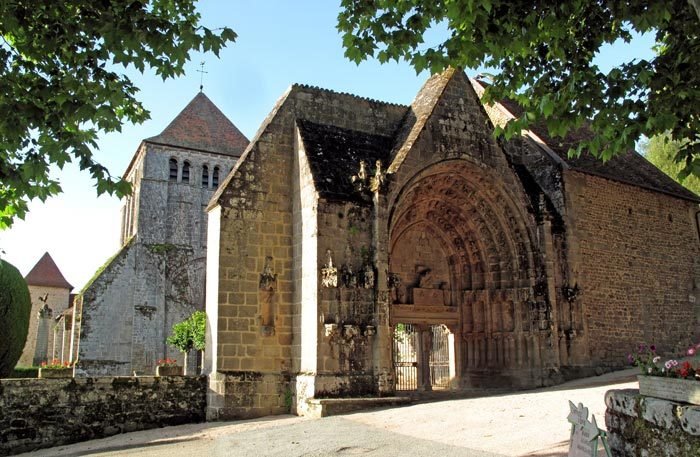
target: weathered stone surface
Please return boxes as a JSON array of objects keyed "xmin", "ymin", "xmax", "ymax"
[
  {"xmin": 0, "ymin": 376, "xmax": 206, "ymax": 456},
  {"xmin": 74, "ymin": 93, "xmax": 244, "ymax": 376},
  {"xmin": 605, "ymin": 389, "xmax": 700, "ymax": 457},
  {"xmin": 204, "ymin": 67, "xmax": 699, "ymax": 420}
]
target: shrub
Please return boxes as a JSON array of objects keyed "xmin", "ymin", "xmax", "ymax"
[
  {"xmin": 0, "ymin": 259, "xmax": 31, "ymax": 377},
  {"xmin": 167, "ymin": 311, "xmax": 206, "ymax": 353}
]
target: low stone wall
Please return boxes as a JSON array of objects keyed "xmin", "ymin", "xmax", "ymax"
[
  {"xmin": 0, "ymin": 376, "xmax": 207, "ymax": 456},
  {"xmin": 605, "ymin": 388, "xmax": 700, "ymax": 457}
]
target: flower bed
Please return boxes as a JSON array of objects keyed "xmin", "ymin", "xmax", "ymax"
[
  {"xmin": 638, "ymin": 375, "xmax": 700, "ymax": 405},
  {"xmin": 628, "ymin": 342, "xmax": 699, "ymax": 405}
]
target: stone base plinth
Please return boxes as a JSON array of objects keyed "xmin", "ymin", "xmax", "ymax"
[{"xmin": 207, "ymin": 371, "xmax": 291, "ymax": 421}]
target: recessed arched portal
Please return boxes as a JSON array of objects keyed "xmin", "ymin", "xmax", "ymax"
[{"xmin": 388, "ymin": 160, "xmax": 543, "ymax": 391}]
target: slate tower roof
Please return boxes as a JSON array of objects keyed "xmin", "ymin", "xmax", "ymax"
[
  {"xmin": 24, "ymin": 252, "xmax": 73, "ymax": 290},
  {"xmin": 145, "ymin": 92, "xmax": 249, "ymax": 156}
]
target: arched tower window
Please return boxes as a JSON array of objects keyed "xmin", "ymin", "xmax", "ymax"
[
  {"xmin": 212, "ymin": 166, "xmax": 220, "ymax": 187},
  {"xmin": 182, "ymin": 160, "xmax": 190, "ymax": 183},
  {"xmin": 202, "ymin": 165, "xmax": 209, "ymax": 188},
  {"xmin": 169, "ymin": 158, "xmax": 178, "ymax": 181}
]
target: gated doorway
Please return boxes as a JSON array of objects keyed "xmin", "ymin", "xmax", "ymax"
[{"xmin": 393, "ymin": 323, "xmax": 452, "ymax": 391}]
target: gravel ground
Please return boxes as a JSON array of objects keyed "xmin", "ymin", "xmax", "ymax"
[{"xmin": 15, "ymin": 369, "xmax": 637, "ymax": 457}]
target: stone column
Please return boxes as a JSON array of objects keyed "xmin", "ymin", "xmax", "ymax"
[
  {"xmin": 33, "ymin": 304, "xmax": 53, "ymax": 366},
  {"xmin": 371, "ymin": 166, "xmax": 394, "ymax": 395}
]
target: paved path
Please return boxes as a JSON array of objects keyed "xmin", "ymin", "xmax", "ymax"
[{"xmin": 16, "ymin": 370, "xmax": 637, "ymax": 457}]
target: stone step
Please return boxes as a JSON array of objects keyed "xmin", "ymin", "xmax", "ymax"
[{"xmin": 305, "ymin": 396, "xmax": 412, "ymax": 418}]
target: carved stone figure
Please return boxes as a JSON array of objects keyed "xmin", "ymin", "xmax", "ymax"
[
  {"xmin": 418, "ymin": 268, "xmax": 433, "ymax": 288},
  {"xmin": 351, "ymin": 160, "xmax": 368, "ymax": 193},
  {"xmin": 321, "ymin": 250, "xmax": 338, "ymax": 288},
  {"xmin": 361, "ymin": 263, "xmax": 375, "ymax": 289},
  {"xmin": 369, "ymin": 160, "xmax": 385, "ymax": 193},
  {"xmin": 340, "ymin": 263, "xmax": 356, "ymax": 288},
  {"xmin": 38, "ymin": 303, "xmax": 52, "ymax": 319},
  {"xmin": 387, "ymin": 273, "xmax": 401, "ymax": 303},
  {"xmin": 259, "ymin": 256, "xmax": 277, "ymax": 290}
]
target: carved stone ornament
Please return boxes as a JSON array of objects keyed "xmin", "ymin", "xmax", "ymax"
[
  {"xmin": 323, "ymin": 323, "xmax": 339, "ymax": 338},
  {"xmin": 361, "ymin": 263, "xmax": 375, "ymax": 289},
  {"xmin": 351, "ymin": 160, "xmax": 369, "ymax": 193},
  {"xmin": 38, "ymin": 303, "xmax": 53, "ymax": 319},
  {"xmin": 369, "ymin": 160, "xmax": 385, "ymax": 193},
  {"xmin": 259, "ymin": 256, "xmax": 277, "ymax": 290},
  {"xmin": 343, "ymin": 324, "xmax": 360, "ymax": 339},
  {"xmin": 387, "ymin": 272, "xmax": 401, "ymax": 290},
  {"xmin": 364, "ymin": 325, "xmax": 376, "ymax": 337},
  {"xmin": 321, "ymin": 250, "xmax": 338, "ymax": 288},
  {"xmin": 340, "ymin": 263, "xmax": 357, "ymax": 288}
]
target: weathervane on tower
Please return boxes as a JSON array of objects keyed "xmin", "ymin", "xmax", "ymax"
[{"xmin": 196, "ymin": 61, "xmax": 208, "ymax": 92}]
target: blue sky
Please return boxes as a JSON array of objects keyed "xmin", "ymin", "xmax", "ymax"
[{"xmin": 0, "ymin": 1, "xmax": 656, "ymax": 290}]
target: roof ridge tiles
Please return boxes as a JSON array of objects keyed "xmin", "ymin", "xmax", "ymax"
[{"xmin": 291, "ymin": 83, "xmax": 407, "ymax": 108}]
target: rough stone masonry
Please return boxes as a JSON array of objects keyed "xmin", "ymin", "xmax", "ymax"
[{"xmin": 204, "ymin": 68, "xmax": 699, "ymax": 419}]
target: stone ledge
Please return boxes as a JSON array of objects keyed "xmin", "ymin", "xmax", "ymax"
[{"xmin": 305, "ymin": 397, "xmax": 412, "ymax": 419}]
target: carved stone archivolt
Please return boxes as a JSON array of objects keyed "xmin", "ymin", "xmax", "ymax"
[{"xmin": 389, "ymin": 163, "xmax": 538, "ymax": 291}]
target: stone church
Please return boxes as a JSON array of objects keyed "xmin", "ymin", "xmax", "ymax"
[
  {"xmin": 204, "ymin": 68, "xmax": 699, "ymax": 419},
  {"xmin": 72, "ymin": 92, "xmax": 248, "ymax": 375}
]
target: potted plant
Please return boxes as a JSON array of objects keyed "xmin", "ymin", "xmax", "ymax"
[
  {"xmin": 155, "ymin": 358, "xmax": 183, "ymax": 377},
  {"xmin": 628, "ymin": 342, "xmax": 700, "ymax": 405},
  {"xmin": 166, "ymin": 311, "xmax": 206, "ymax": 375},
  {"xmin": 38, "ymin": 359, "xmax": 74, "ymax": 378}
]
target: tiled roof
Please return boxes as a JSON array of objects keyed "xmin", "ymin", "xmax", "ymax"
[
  {"xmin": 145, "ymin": 92, "xmax": 249, "ymax": 156},
  {"xmin": 481, "ymin": 81, "xmax": 699, "ymax": 202},
  {"xmin": 24, "ymin": 252, "xmax": 73, "ymax": 290},
  {"xmin": 297, "ymin": 119, "xmax": 394, "ymax": 203}
]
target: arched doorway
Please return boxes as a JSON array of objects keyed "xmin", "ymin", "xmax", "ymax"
[{"xmin": 388, "ymin": 160, "xmax": 543, "ymax": 391}]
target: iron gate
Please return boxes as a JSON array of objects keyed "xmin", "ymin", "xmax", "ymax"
[
  {"xmin": 393, "ymin": 324, "xmax": 451, "ymax": 391},
  {"xmin": 393, "ymin": 323, "xmax": 418, "ymax": 391},
  {"xmin": 429, "ymin": 324, "xmax": 451, "ymax": 389}
]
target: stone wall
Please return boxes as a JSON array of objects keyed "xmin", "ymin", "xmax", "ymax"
[
  {"xmin": 206, "ymin": 85, "xmax": 406, "ymax": 419},
  {"xmin": 565, "ymin": 171, "xmax": 700, "ymax": 366},
  {"xmin": 605, "ymin": 388, "xmax": 700, "ymax": 457},
  {"xmin": 77, "ymin": 142, "xmax": 237, "ymax": 376},
  {"xmin": 0, "ymin": 376, "xmax": 206, "ymax": 456}
]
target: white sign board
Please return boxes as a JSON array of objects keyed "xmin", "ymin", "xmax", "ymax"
[{"xmin": 567, "ymin": 401, "xmax": 601, "ymax": 457}]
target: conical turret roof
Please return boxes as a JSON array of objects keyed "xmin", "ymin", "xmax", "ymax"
[{"xmin": 24, "ymin": 252, "xmax": 73, "ymax": 290}]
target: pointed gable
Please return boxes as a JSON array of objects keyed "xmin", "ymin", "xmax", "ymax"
[
  {"xmin": 388, "ymin": 69, "xmax": 452, "ymax": 173},
  {"xmin": 145, "ymin": 92, "xmax": 248, "ymax": 157},
  {"xmin": 24, "ymin": 252, "xmax": 73, "ymax": 290},
  {"xmin": 388, "ymin": 68, "xmax": 503, "ymax": 174}
]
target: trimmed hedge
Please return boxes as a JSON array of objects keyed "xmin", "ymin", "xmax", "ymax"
[
  {"xmin": 0, "ymin": 259, "xmax": 31, "ymax": 378},
  {"xmin": 9, "ymin": 366, "xmax": 39, "ymax": 378}
]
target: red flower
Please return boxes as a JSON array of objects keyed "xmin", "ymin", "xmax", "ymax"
[{"xmin": 678, "ymin": 361, "xmax": 693, "ymax": 378}]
